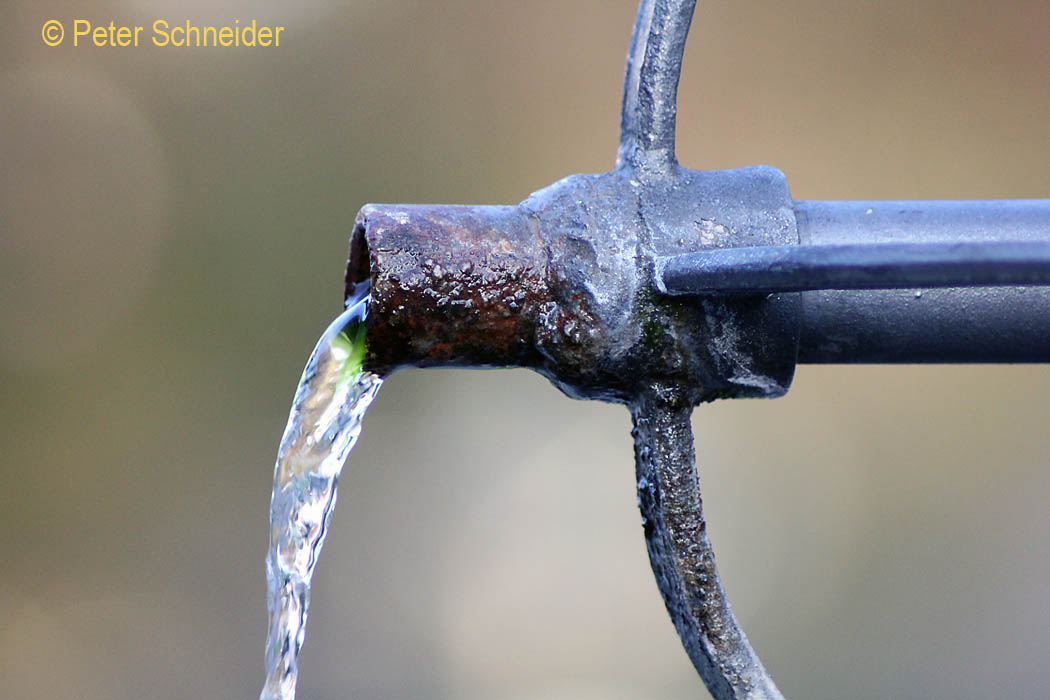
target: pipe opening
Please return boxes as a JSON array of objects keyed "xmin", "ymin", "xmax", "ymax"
[{"xmin": 346, "ymin": 218, "xmax": 371, "ymax": 300}]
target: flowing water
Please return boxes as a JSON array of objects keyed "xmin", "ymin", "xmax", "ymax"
[{"xmin": 260, "ymin": 282, "xmax": 382, "ymax": 700}]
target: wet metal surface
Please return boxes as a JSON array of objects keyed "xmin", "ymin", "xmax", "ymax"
[
  {"xmin": 344, "ymin": 0, "xmax": 1049, "ymax": 698},
  {"xmin": 351, "ymin": 167, "xmax": 799, "ymax": 404},
  {"xmin": 348, "ymin": 204, "xmax": 548, "ymax": 374},
  {"xmin": 348, "ymin": 0, "xmax": 790, "ymax": 695},
  {"xmin": 618, "ymin": 0, "xmax": 697, "ymax": 178},
  {"xmin": 632, "ymin": 383, "xmax": 784, "ymax": 700},
  {"xmin": 347, "ymin": 0, "xmax": 789, "ymax": 697}
]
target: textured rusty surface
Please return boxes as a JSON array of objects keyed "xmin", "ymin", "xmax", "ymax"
[
  {"xmin": 347, "ymin": 164, "xmax": 796, "ymax": 699},
  {"xmin": 349, "ymin": 204, "xmax": 549, "ymax": 375},
  {"xmin": 339, "ymin": 0, "xmax": 1050, "ymax": 697},
  {"xmin": 349, "ymin": 166, "xmax": 798, "ymax": 403},
  {"xmin": 344, "ymin": 2, "xmax": 792, "ymax": 698}
]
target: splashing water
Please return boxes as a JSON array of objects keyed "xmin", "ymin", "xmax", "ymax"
[{"xmin": 260, "ymin": 282, "xmax": 382, "ymax": 700}]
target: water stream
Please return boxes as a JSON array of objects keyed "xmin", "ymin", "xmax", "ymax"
[{"xmin": 260, "ymin": 282, "xmax": 382, "ymax": 700}]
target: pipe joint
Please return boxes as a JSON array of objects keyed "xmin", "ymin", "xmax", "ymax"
[{"xmin": 348, "ymin": 165, "xmax": 801, "ymax": 404}]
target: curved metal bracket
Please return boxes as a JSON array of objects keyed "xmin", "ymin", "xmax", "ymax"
[
  {"xmin": 632, "ymin": 386, "xmax": 784, "ymax": 700},
  {"xmin": 620, "ymin": 2, "xmax": 786, "ymax": 698},
  {"xmin": 618, "ymin": 0, "xmax": 697, "ymax": 177}
]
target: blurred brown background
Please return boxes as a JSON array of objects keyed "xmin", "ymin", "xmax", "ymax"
[{"xmin": 3, "ymin": 1, "xmax": 1050, "ymax": 699}]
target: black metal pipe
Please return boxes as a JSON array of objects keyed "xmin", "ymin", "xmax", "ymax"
[
  {"xmin": 796, "ymin": 199, "xmax": 1050, "ymax": 246},
  {"xmin": 795, "ymin": 200, "xmax": 1050, "ymax": 363},
  {"xmin": 660, "ymin": 240, "xmax": 1050, "ymax": 294}
]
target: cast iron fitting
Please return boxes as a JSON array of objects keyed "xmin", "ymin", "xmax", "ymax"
[{"xmin": 347, "ymin": 166, "xmax": 801, "ymax": 404}]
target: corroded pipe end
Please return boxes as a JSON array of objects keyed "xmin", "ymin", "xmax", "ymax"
[
  {"xmin": 348, "ymin": 204, "xmax": 549, "ymax": 376},
  {"xmin": 347, "ymin": 166, "xmax": 800, "ymax": 401}
]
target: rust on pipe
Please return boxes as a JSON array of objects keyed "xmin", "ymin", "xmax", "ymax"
[
  {"xmin": 343, "ymin": 3, "xmax": 796, "ymax": 691},
  {"xmin": 349, "ymin": 204, "xmax": 550, "ymax": 376},
  {"xmin": 348, "ymin": 168, "xmax": 799, "ymax": 403}
]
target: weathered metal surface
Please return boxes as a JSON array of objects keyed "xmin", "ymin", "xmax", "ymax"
[
  {"xmin": 348, "ymin": 204, "xmax": 548, "ymax": 374},
  {"xmin": 632, "ymin": 383, "xmax": 784, "ymax": 700},
  {"xmin": 351, "ymin": 165, "xmax": 799, "ymax": 403},
  {"xmin": 617, "ymin": 2, "xmax": 787, "ymax": 696},
  {"xmin": 348, "ymin": 0, "xmax": 791, "ymax": 697},
  {"xmin": 350, "ymin": 166, "xmax": 798, "ymax": 700},
  {"xmin": 618, "ymin": 0, "xmax": 697, "ymax": 178},
  {"xmin": 345, "ymin": 0, "xmax": 1050, "ymax": 698}
]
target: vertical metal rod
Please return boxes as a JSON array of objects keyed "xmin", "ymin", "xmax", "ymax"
[
  {"xmin": 619, "ymin": 2, "xmax": 787, "ymax": 697},
  {"xmin": 618, "ymin": 0, "xmax": 697, "ymax": 177}
]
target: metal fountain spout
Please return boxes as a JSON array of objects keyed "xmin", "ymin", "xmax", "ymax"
[{"xmin": 346, "ymin": 2, "xmax": 1050, "ymax": 698}]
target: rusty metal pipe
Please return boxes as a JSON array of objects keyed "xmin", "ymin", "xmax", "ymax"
[
  {"xmin": 338, "ymin": 0, "xmax": 1050, "ymax": 697},
  {"xmin": 347, "ymin": 165, "xmax": 796, "ymax": 700},
  {"xmin": 348, "ymin": 204, "xmax": 549, "ymax": 376},
  {"xmin": 349, "ymin": 166, "xmax": 800, "ymax": 405},
  {"xmin": 344, "ymin": 4, "xmax": 793, "ymax": 696}
]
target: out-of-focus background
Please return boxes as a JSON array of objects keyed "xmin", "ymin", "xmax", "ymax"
[{"xmin": 3, "ymin": 1, "xmax": 1050, "ymax": 699}]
